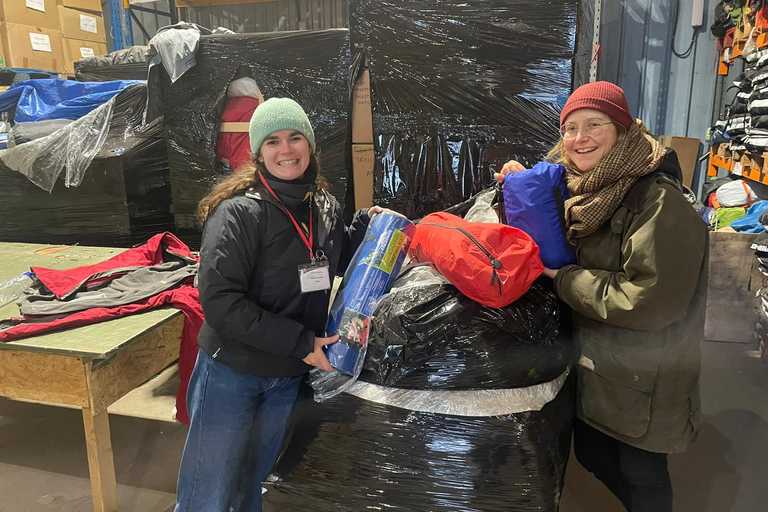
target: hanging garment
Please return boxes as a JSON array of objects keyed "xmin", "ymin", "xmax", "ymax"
[{"xmin": 216, "ymin": 96, "xmax": 261, "ymax": 171}]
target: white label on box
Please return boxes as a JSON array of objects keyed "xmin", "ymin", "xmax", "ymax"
[
  {"xmin": 79, "ymin": 47, "xmax": 96, "ymax": 58},
  {"xmin": 29, "ymin": 33, "xmax": 52, "ymax": 53},
  {"xmin": 733, "ymin": 162, "xmax": 743, "ymax": 175},
  {"xmin": 80, "ymin": 14, "xmax": 98, "ymax": 34},
  {"xmin": 26, "ymin": 0, "xmax": 46, "ymax": 12}
]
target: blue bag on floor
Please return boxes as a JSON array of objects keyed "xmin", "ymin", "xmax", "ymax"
[
  {"xmin": 502, "ymin": 162, "xmax": 576, "ymax": 268},
  {"xmin": 731, "ymin": 200, "xmax": 768, "ymax": 233}
]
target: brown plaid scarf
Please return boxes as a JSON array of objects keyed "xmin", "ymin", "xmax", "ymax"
[{"xmin": 563, "ymin": 120, "xmax": 666, "ymax": 243}]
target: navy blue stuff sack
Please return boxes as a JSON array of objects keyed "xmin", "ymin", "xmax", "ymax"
[{"xmin": 502, "ymin": 162, "xmax": 575, "ymax": 268}]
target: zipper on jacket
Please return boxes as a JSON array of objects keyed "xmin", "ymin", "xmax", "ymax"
[{"xmin": 418, "ymin": 222, "xmax": 503, "ymax": 296}]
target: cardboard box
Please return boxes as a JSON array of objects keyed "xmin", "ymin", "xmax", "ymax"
[
  {"xmin": 352, "ymin": 68, "xmax": 373, "ymax": 144},
  {"xmin": 659, "ymin": 135, "xmax": 701, "ymax": 189},
  {"xmin": 0, "ymin": 0, "xmax": 60, "ymax": 30},
  {"xmin": 353, "ymin": 143, "xmax": 374, "ymax": 210},
  {"xmin": 58, "ymin": 6, "xmax": 105, "ymax": 42},
  {"xmin": 705, "ymin": 231, "xmax": 763, "ymax": 342},
  {"xmin": 62, "ymin": 37, "xmax": 106, "ymax": 74},
  {"xmin": 58, "ymin": 0, "xmax": 102, "ymax": 12},
  {"xmin": 0, "ymin": 23, "xmax": 65, "ymax": 73}
]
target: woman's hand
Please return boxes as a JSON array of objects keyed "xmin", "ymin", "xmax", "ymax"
[
  {"xmin": 542, "ymin": 267, "xmax": 559, "ymax": 279},
  {"xmin": 494, "ymin": 159, "xmax": 526, "ymax": 183},
  {"xmin": 302, "ymin": 334, "xmax": 338, "ymax": 372}
]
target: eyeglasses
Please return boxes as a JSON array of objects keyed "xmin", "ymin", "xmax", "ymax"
[{"xmin": 560, "ymin": 120, "xmax": 614, "ymax": 140}]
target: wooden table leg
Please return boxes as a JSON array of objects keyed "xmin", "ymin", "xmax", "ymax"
[{"xmin": 82, "ymin": 406, "xmax": 118, "ymax": 512}]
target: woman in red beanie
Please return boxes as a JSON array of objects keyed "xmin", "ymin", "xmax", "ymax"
[{"xmin": 499, "ymin": 81, "xmax": 707, "ymax": 512}]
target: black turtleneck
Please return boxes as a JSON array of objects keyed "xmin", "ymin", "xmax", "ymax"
[{"xmin": 259, "ymin": 167, "xmax": 316, "ymax": 229}]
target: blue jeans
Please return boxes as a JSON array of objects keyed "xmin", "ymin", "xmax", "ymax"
[{"xmin": 174, "ymin": 351, "xmax": 302, "ymax": 512}]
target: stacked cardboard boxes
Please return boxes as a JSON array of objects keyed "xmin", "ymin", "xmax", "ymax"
[
  {"xmin": 57, "ymin": 0, "xmax": 107, "ymax": 75},
  {"xmin": 0, "ymin": 0, "xmax": 65, "ymax": 73}
]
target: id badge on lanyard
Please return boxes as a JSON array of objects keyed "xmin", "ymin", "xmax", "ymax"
[
  {"xmin": 298, "ymin": 251, "xmax": 331, "ymax": 293},
  {"xmin": 257, "ymin": 172, "xmax": 330, "ymax": 293}
]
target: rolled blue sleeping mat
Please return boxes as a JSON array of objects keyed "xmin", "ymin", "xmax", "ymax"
[{"xmin": 324, "ymin": 212, "xmax": 415, "ymax": 376}]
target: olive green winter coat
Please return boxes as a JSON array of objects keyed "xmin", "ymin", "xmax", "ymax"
[{"xmin": 554, "ymin": 159, "xmax": 708, "ymax": 454}]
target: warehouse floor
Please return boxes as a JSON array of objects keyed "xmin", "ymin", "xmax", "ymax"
[{"xmin": 1, "ymin": 340, "xmax": 766, "ymax": 512}]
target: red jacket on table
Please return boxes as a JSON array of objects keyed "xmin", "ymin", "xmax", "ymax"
[{"xmin": 0, "ymin": 233, "xmax": 202, "ymax": 424}]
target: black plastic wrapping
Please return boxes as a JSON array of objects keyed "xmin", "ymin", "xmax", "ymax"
[
  {"xmin": 264, "ymin": 376, "xmax": 574, "ymax": 512},
  {"xmin": 350, "ymin": 0, "xmax": 577, "ymax": 218},
  {"xmin": 0, "ymin": 84, "xmax": 173, "ymax": 247},
  {"xmin": 159, "ymin": 29, "xmax": 351, "ymax": 239},
  {"xmin": 0, "ymin": 158, "xmax": 133, "ymax": 246},
  {"xmin": 75, "ymin": 46, "xmax": 151, "ymax": 82},
  {"xmin": 361, "ymin": 267, "xmax": 575, "ymax": 390}
]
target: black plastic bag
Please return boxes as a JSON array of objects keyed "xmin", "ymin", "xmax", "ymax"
[{"xmin": 361, "ymin": 265, "xmax": 576, "ymax": 390}]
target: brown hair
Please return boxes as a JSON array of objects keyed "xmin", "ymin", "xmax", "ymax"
[{"xmin": 196, "ymin": 154, "xmax": 326, "ymax": 225}]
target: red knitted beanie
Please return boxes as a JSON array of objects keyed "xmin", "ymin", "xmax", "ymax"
[{"xmin": 560, "ymin": 81, "xmax": 633, "ymax": 129}]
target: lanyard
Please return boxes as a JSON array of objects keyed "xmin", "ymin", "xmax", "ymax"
[{"xmin": 257, "ymin": 172, "xmax": 314, "ymax": 261}]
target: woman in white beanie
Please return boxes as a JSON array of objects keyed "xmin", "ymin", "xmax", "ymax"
[{"xmin": 215, "ymin": 77, "xmax": 265, "ymax": 171}]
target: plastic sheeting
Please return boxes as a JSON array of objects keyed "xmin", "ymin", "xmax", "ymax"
[
  {"xmin": 159, "ymin": 29, "xmax": 351, "ymax": 238},
  {"xmin": 75, "ymin": 46, "xmax": 151, "ymax": 82},
  {"xmin": 361, "ymin": 266, "xmax": 574, "ymax": 390},
  {"xmin": 0, "ymin": 84, "xmax": 173, "ymax": 247},
  {"xmin": 347, "ymin": 369, "xmax": 569, "ymax": 417},
  {"xmin": 148, "ymin": 23, "xmax": 205, "ymax": 84},
  {"xmin": 0, "ymin": 83, "xmax": 161, "ymax": 192},
  {"xmin": 0, "ymin": 97, "xmax": 114, "ymax": 191},
  {"xmin": 10, "ymin": 119, "xmax": 73, "ymax": 145},
  {"xmin": 263, "ymin": 375, "xmax": 575, "ymax": 511},
  {"xmin": 350, "ymin": 0, "xmax": 577, "ymax": 218},
  {"xmin": 0, "ymin": 79, "xmax": 142, "ymax": 122}
]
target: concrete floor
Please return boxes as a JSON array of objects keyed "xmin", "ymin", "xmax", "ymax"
[{"xmin": 1, "ymin": 340, "xmax": 766, "ymax": 512}]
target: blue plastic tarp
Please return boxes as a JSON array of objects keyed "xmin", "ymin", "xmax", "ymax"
[
  {"xmin": 730, "ymin": 200, "xmax": 768, "ymax": 233},
  {"xmin": 0, "ymin": 79, "xmax": 143, "ymax": 122}
]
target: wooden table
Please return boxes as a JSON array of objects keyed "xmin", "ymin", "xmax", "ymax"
[{"xmin": 0, "ymin": 243, "xmax": 184, "ymax": 512}]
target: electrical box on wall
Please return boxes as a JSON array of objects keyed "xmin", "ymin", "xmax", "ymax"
[{"xmin": 691, "ymin": 0, "xmax": 704, "ymax": 27}]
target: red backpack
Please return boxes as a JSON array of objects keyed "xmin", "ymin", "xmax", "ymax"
[{"xmin": 409, "ymin": 212, "xmax": 543, "ymax": 308}]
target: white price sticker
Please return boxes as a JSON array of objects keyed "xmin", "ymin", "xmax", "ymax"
[
  {"xmin": 80, "ymin": 14, "xmax": 98, "ymax": 34},
  {"xmin": 29, "ymin": 33, "xmax": 52, "ymax": 53},
  {"xmin": 26, "ymin": 0, "xmax": 46, "ymax": 12},
  {"xmin": 79, "ymin": 47, "xmax": 96, "ymax": 58}
]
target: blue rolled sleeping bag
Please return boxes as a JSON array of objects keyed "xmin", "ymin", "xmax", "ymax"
[
  {"xmin": 502, "ymin": 162, "xmax": 576, "ymax": 268},
  {"xmin": 324, "ymin": 212, "xmax": 414, "ymax": 376}
]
